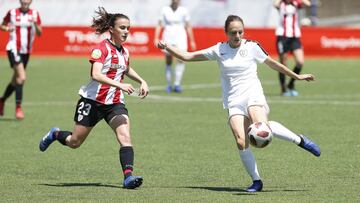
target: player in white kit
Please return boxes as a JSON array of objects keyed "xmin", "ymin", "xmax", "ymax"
[
  {"xmin": 157, "ymin": 15, "xmax": 320, "ymax": 192},
  {"xmin": 39, "ymin": 7, "xmax": 149, "ymax": 189},
  {"xmin": 0, "ymin": 0, "xmax": 42, "ymax": 119},
  {"xmin": 154, "ymin": 0, "xmax": 196, "ymax": 93}
]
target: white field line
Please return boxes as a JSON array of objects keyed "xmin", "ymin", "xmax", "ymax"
[{"xmin": 10, "ymin": 83, "xmax": 360, "ymax": 106}]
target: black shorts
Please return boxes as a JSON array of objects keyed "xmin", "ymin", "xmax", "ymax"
[
  {"xmin": 7, "ymin": 50, "xmax": 30, "ymax": 68},
  {"xmin": 73, "ymin": 97, "xmax": 129, "ymax": 127},
  {"xmin": 276, "ymin": 36, "xmax": 302, "ymax": 55}
]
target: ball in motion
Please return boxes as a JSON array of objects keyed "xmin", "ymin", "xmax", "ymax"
[{"xmin": 247, "ymin": 122, "xmax": 273, "ymax": 148}]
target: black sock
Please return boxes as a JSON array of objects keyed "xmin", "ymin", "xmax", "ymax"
[
  {"xmin": 288, "ymin": 65, "xmax": 302, "ymax": 89},
  {"xmin": 15, "ymin": 84, "xmax": 23, "ymax": 106},
  {"xmin": 279, "ymin": 72, "xmax": 286, "ymax": 92},
  {"xmin": 119, "ymin": 146, "xmax": 134, "ymax": 179},
  {"xmin": 55, "ymin": 131, "xmax": 72, "ymax": 145},
  {"xmin": 2, "ymin": 83, "xmax": 15, "ymax": 101}
]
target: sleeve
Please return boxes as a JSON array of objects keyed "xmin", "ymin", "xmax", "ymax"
[
  {"xmin": 252, "ymin": 42, "xmax": 268, "ymax": 63},
  {"xmin": 89, "ymin": 45, "xmax": 107, "ymax": 64},
  {"xmin": 200, "ymin": 43, "xmax": 220, "ymax": 61},
  {"xmin": 184, "ymin": 8, "xmax": 190, "ymax": 22},
  {"xmin": 3, "ymin": 10, "xmax": 11, "ymax": 24}
]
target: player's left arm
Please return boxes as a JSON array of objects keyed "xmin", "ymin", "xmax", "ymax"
[
  {"xmin": 264, "ymin": 56, "xmax": 315, "ymax": 81},
  {"xmin": 300, "ymin": 0, "xmax": 311, "ymax": 7},
  {"xmin": 185, "ymin": 21, "xmax": 196, "ymax": 50},
  {"xmin": 33, "ymin": 11, "xmax": 42, "ymax": 36},
  {"xmin": 125, "ymin": 67, "xmax": 149, "ymax": 99}
]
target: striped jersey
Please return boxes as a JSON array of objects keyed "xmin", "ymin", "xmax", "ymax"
[
  {"xmin": 275, "ymin": 1, "xmax": 302, "ymax": 38},
  {"xmin": 79, "ymin": 39, "xmax": 129, "ymax": 105},
  {"xmin": 3, "ymin": 8, "xmax": 41, "ymax": 54}
]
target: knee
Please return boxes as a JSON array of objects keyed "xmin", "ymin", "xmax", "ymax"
[
  {"xmin": 67, "ymin": 139, "xmax": 82, "ymax": 149},
  {"xmin": 117, "ymin": 132, "xmax": 132, "ymax": 146},
  {"xmin": 16, "ymin": 76, "xmax": 26, "ymax": 84}
]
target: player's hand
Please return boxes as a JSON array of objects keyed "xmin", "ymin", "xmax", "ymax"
[
  {"xmin": 154, "ymin": 39, "xmax": 160, "ymax": 48},
  {"xmin": 298, "ymin": 74, "xmax": 315, "ymax": 81},
  {"xmin": 157, "ymin": 41, "xmax": 167, "ymax": 50},
  {"xmin": 138, "ymin": 81, "xmax": 149, "ymax": 99},
  {"xmin": 119, "ymin": 83, "xmax": 135, "ymax": 95},
  {"xmin": 190, "ymin": 41, "xmax": 196, "ymax": 51}
]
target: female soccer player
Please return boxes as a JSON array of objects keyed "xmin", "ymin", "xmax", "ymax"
[
  {"xmin": 39, "ymin": 7, "xmax": 149, "ymax": 189},
  {"xmin": 157, "ymin": 15, "xmax": 320, "ymax": 192},
  {"xmin": 0, "ymin": 0, "xmax": 42, "ymax": 119},
  {"xmin": 274, "ymin": 0, "xmax": 311, "ymax": 96},
  {"xmin": 154, "ymin": 0, "xmax": 196, "ymax": 93}
]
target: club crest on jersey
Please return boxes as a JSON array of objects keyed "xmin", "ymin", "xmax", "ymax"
[
  {"xmin": 239, "ymin": 49, "xmax": 248, "ymax": 57},
  {"xmin": 91, "ymin": 49, "xmax": 102, "ymax": 59}
]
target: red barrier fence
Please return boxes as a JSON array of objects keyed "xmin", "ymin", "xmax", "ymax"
[{"xmin": 0, "ymin": 26, "xmax": 359, "ymax": 57}]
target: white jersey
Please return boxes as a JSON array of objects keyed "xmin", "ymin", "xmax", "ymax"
[
  {"xmin": 201, "ymin": 39, "xmax": 269, "ymax": 109},
  {"xmin": 3, "ymin": 8, "xmax": 41, "ymax": 54},
  {"xmin": 275, "ymin": 1, "xmax": 302, "ymax": 38},
  {"xmin": 159, "ymin": 5, "xmax": 190, "ymax": 49},
  {"xmin": 79, "ymin": 39, "xmax": 129, "ymax": 105}
]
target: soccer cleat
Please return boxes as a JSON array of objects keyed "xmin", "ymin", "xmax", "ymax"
[
  {"xmin": 39, "ymin": 127, "xmax": 60, "ymax": 152},
  {"xmin": 246, "ymin": 180, "xmax": 263, "ymax": 192},
  {"xmin": 289, "ymin": 89, "xmax": 299, "ymax": 97},
  {"xmin": 123, "ymin": 176, "xmax": 143, "ymax": 189},
  {"xmin": 166, "ymin": 85, "xmax": 172, "ymax": 93},
  {"xmin": 298, "ymin": 134, "xmax": 321, "ymax": 157},
  {"xmin": 15, "ymin": 106, "xmax": 24, "ymax": 120},
  {"xmin": 0, "ymin": 98, "xmax": 4, "ymax": 116},
  {"xmin": 173, "ymin": 85, "xmax": 182, "ymax": 93},
  {"xmin": 281, "ymin": 91, "xmax": 291, "ymax": 97}
]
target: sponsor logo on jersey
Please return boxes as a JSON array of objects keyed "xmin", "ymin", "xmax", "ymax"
[
  {"xmin": 91, "ymin": 49, "xmax": 102, "ymax": 59},
  {"xmin": 110, "ymin": 63, "xmax": 127, "ymax": 69}
]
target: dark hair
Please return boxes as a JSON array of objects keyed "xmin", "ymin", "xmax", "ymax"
[
  {"xmin": 224, "ymin": 15, "xmax": 244, "ymax": 33},
  {"xmin": 91, "ymin": 7, "xmax": 130, "ymax": 34}
]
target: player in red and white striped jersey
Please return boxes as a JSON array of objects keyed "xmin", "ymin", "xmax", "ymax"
[
  {"xmin": 39, "ymin": 7, "xmax": 149, "ymax": 189},
  {"xmin": 0, "ymin": 0, "xmax": 42, "ymax": 119},
  {"xmin": 274, "ymin": 0, "xmax": 311, "ymax": 96}
]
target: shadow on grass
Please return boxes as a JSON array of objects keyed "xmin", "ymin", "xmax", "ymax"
[
  {"xmin": 0, "ymin": 117, "xmax": 18, "ymax": 121},
  {"xmin": 39, "ymin": 182, "xmax": 121, "ymax": 189},
  {"xmin": 185, "ymin": 186, "xmax": 308, "ymax": 195}
]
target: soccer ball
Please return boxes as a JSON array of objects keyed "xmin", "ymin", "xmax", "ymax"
[{"xmin": 247, "ymin": 122, "xmax": 273, "ymax": 148}]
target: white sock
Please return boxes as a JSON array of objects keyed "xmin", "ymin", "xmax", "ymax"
[
  {"xmin": 174, "ymin": 63, "xmax": 185, "ymax": 86},
  {"xmin": 239, "ymin": 148, "xmax": 261, "ymax": 181},
  {"xmin": 269, "ymin": 121, "xmax": 301, "ymax": 144},
  {"xmin": 165, "ymin": 64, "xmax": 172, "ymax": 86}
]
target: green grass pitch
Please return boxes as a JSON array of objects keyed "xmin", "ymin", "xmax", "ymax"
[{"xmin": 0, "ymin": 56, "xmax": 359, "ymax": 202}]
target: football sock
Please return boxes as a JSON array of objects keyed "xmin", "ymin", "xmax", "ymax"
[
  {"xmin": 55, "ymin": 131, "xmax": 72, "ymax": 145},
  {"xmin": 15, "ymin": 84, "xmax": 23, "ymax": 106},
  {"xmin": 279, "ymin": 72, "xmax": 286, "ymax": 92},
  {"xmin": 239, "ymin": 148, "xmax": 261, "ymax": 181},
  {"xmin": 269, "ymin": 121, "xmax": 301, "ymax": 144},
  {"xmin": 165, "ymin": 64, "xmax": 172, "ymax": 86},
  {"xmin": 2, "ymin": 83, "xmax": 15, "ymax": 101},
  {"xmin": 174, "ymin": 63, "xmax": 185, "ymax": 86},
  {"xmin": 288, "ymin": 65, "xmax": 302, "ymax": 89},
  {"xmin": 120, "ymin": 146, "xmax": 134, "ymax": 179}
]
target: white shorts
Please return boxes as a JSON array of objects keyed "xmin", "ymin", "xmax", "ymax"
[{"xmin": 227, "ymin": 92, "xmax": 269, "ymax": 119}]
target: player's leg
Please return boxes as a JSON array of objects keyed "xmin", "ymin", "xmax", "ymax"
[
  {"xmin": 228, "ymin": 111, "xmax": 262, "ymax": 192},
  {"xmin": 174, "ymin": 59, "xmax": 185, "ymax": 93},
  {"xmin": 268, "ymin": 121, "xmax": 320, "ymax": 157},
  {"xmin": 165, "ymin": 54, "xmax": 173, "ymax": 93},
  {"xmin": 287, "ymin": 39, "xmax": 304, "ymax": 96},
  {"xmin": 13, "ymin": 62, "xmax": 26, "ymax": 119},
  {"xmin": 276, "ymin": 37, "xmax": 289, "ymax": 96},
  {"xmin": 108, "ymin": 114, "xmax": 143, "ymax": 189}
]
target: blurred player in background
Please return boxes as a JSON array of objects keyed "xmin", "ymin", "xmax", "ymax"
[
  {"xmin": 0, "ymin": 0, "xmax": 42, "ymax": 119},
  {"xmin": 154, "ymin": 0, "xmax": 196, "ymax": 93},
  {"xmin": 157, "ymin": 15, "xmax": 320, "ymax": 192},
  {"xmin": 39, "ymin": 7, "xmax": 149, "ymax": 189},
  {"xmin": 274, "ymin": 0, "xmax": 311, "ymax": 96}
]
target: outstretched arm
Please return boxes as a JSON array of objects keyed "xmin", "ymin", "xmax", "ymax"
[
  {"xmin": 264, "ymin": 56, "xmax": 314, "ymax": 81},
  {"xmin": 157, "ymin": 41, "xmax": 208, "ymax": 62}
]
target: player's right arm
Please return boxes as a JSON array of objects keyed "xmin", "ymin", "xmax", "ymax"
[
  {"xmin": 91, "ymin": 62, "xmax": 135, "ymax": 95},
  {"xmin": 157, "ymin": 41, "xmax": 208, "ymax": 62},
  {"xmin": 273, "ymin": 0, "xmax": 282, "ymax": 9},
  {"xmin": 153, "ymin": 20, "xmax": 163, "ymax": 47}
]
